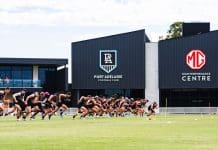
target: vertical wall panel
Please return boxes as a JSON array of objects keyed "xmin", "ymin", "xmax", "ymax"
[{"xmin": 145, "ymin": 42, "xmax": 159, "ymax": 105}]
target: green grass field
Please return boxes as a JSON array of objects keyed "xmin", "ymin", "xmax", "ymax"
[{"xmin": 0, "ymin": 114, "xmax": 218, "ymax": 150}]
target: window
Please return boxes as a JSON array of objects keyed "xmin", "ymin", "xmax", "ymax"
[
  {"xmin": 38, "ymin": 67, "xmax": 56, "ymax": 87},
  {"xmin": 22, "ymin": 67, "xmax": 32, "ymax": 79},
  {"xmin": 0, "ymin": 66, "xmax": 33, "ymax": 87},
  {"xmin": 12, "ymin": 66, "xmax": 22, "ymax": 87},
  {"xmin": 0, "ymin": 66, "xmax": 12, "ymax": 87},
  {"xmin": 22, "ymin": 67, "xmax": 33, "ymax": 87}
]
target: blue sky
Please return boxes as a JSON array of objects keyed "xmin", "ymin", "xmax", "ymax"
[{"xmin": 0, "ymin": 0, "xmax": 218, "ymax": 83}]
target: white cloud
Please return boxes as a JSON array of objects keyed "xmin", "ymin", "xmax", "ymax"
[
  {"xmin": 1, "ymin": 0, "xmax": 218, "ymax": 52},
  {"xmin": 0, "ymin": 0, "xmax": 217, "ymax": 29},
  {"xmin": 0, "ymin": 0, "xmax": 218, "ymax": 82}
]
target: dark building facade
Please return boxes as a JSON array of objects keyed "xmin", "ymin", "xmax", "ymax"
[
  {"xmin": 71, "ymin": 24, "xmax": 218, "ymax": 108},
  {"xmin": 159, "ymin": 31, "xmax": 218, "ymax": 107},
  {"xmin": 0, "ymin": 58, "xmax": 68, "ymax": 93},
  {"xmin": 72, "ymin": 30, "xmax": 150, "ymax": 103}
]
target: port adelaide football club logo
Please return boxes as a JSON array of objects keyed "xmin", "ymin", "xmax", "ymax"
[
  {"xmin": 181, "ymin": 49, "xmax": 211, "ymax": 82},
  {"xmin": 99, "ymin": 50, "xmax": 117, "ymax": 73},
  {"xmin": 93, "ymin": 50, "xmax": 123, "ymax": 82}
]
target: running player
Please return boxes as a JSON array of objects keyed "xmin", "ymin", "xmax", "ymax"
[
  {"xmin": 52, "ymin": 92, "xmax": 71, "ymax": 118},
  {"xmin": 0, "ymin": 90, "xmax": 5, "ymax": 116},
  {"xmin": 41, "ymin": 92, "xmax": 56, "ymax": 120},
  {"xmin": 147, "ymin": 101, "xmax": 158, "ymax": 120},
  {"xmin": 6, "ymin": 90, "xmax": 26, "ymax": 120},
  {"xmin": 24, "ymin": 91, "xmax": 40, "ymax": 120},
  {"xmin": 72, "ymin": 95, "xmax": 90, "ymax": 119},
  {"xmin": 2, "ymin": 87, "xmax": 13, "ymax": 115}
]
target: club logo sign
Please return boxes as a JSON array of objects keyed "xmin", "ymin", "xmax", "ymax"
[
  {"xmin": 186, "ymin": 49, "xmax": 206, "ymax": 70},
  {"xmin": 182, "ymin": 50, "xmax": 210, "ymax": 82},
  {"xmin": 99, "ymin": 50, "xmax": 117, "ymax": 73}
]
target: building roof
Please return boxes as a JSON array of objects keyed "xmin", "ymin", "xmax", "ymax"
[
  {"xmin": 159, "ymin": 30, "xmax": 218, "ymax": 43},
  {"xmin": 72, "ymin": 29, "xmax": 150, "ymax": 44},
  {"xmin": 0, "ymin": 57, "xmax": 68, "ymax": 67}
]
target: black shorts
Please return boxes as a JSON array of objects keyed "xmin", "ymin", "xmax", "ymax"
[
  {"xmin": 57, "ymin": 102, "xmax": 63, "ymax": 107},
  {"xmin": 44, "ymin": 102, "xmax": 52, "ymax": 109},
  {"xmin": 148, "ymin": 105, "xmax": 152, "ymax": 111},
  {"xmin": 27, "ymin": 101, "xmax": 33, "ymax": 107},
  {"xmin": 32, "ymin": 103, "xmax": 39, "ymax": 107},
  {"xmin": 10, "ymin": 102, "xmax": 15, "ymax": 107},
  {"xmin": 148, "ymin": 106, "xmax": 155, "ymax": 113},
  {"xmin": 87, "ymin": 104, "xmax": 94, "ymax": 109},
  {"xmin": 131, "ymin": 106, "xmax": 136, "ymax": 109},
  {"xmin": 57, "ymin": 100, "xmax": 68, "ymax": 107},
  {"xmin": 16, "ymin": 101, "xmax": 26, "ymax": 111},
  {"xmin": 77, "ymin": 103, "xmax": 83, "ymax": 109}
]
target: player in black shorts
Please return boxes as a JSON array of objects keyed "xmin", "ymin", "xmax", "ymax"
[
  {"xmin": 24, "ymin": 91, "xmax": 40, "ymax": 120},
  {"xmin": 52, "ymin": 92, "xmax": 71, "ymax": 118},
  {"xmin": 43, "ymin": 93, "xmax": 59, "ymax": 120},
  {"xmin": 29, "ymin": 92, "xmax": 46, "ymax": 120},
  {"xmin": 72, "ymin": 95, "xmax": 90, "ymax": 119},
  {"xmin": 41, "ymin": 92, "xmax": 55, "ymax": 120},
  {"xmin": 147, "ymin": 102, "xmax": 158, "ymax": 120},
  {"xmin": 5, "ymin": 90, "xmax": 26, "ymax": 120}
]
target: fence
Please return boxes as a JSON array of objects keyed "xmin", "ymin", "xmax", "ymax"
[
  {"xmin": 2, "ymin": 107, "xmax": 218, "ymax": 116},
  {"xmin": 0, "ymin": 79, "xmax": 41, "ymax": 88},
  {"xmin": 64, "ymin": 108, "xmax": 78, "ymax": 115},
  {"xmin": 65, "ymin": 107, "xmax": 218, "ymax": 115},
  {"xmin": 159, "ymin": 107, "xmax": 218, "ymax": 114}
]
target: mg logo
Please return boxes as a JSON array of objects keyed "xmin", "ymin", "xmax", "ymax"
[
  {"xmin": 99, "ymin": 50, "xmax": 117, "ymax": 73},
  {"xmin": 186, "ymin": 49, "xmax": 206, "ymax": 70}
]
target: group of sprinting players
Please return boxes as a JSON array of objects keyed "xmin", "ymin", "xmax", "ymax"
[
  {"xmin": 73, "ymin": 94, "xmax": 158, "ymax": 120},
  {"xmin": 0, "ymin": 87, "xmax": 71, "ymax": 121},
  {"xmin": 0, "ymin": 87, "xmax": 158, "ymax": 121}
]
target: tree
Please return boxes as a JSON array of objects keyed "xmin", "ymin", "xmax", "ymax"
[{"xmin": 165, "ymin": 22, "xmax": 183, "ymax": 39}]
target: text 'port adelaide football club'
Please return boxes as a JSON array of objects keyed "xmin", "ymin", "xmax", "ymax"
[{"xmin": 181, "ymin": 49, "xmax": 211, "ymax": 82}]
